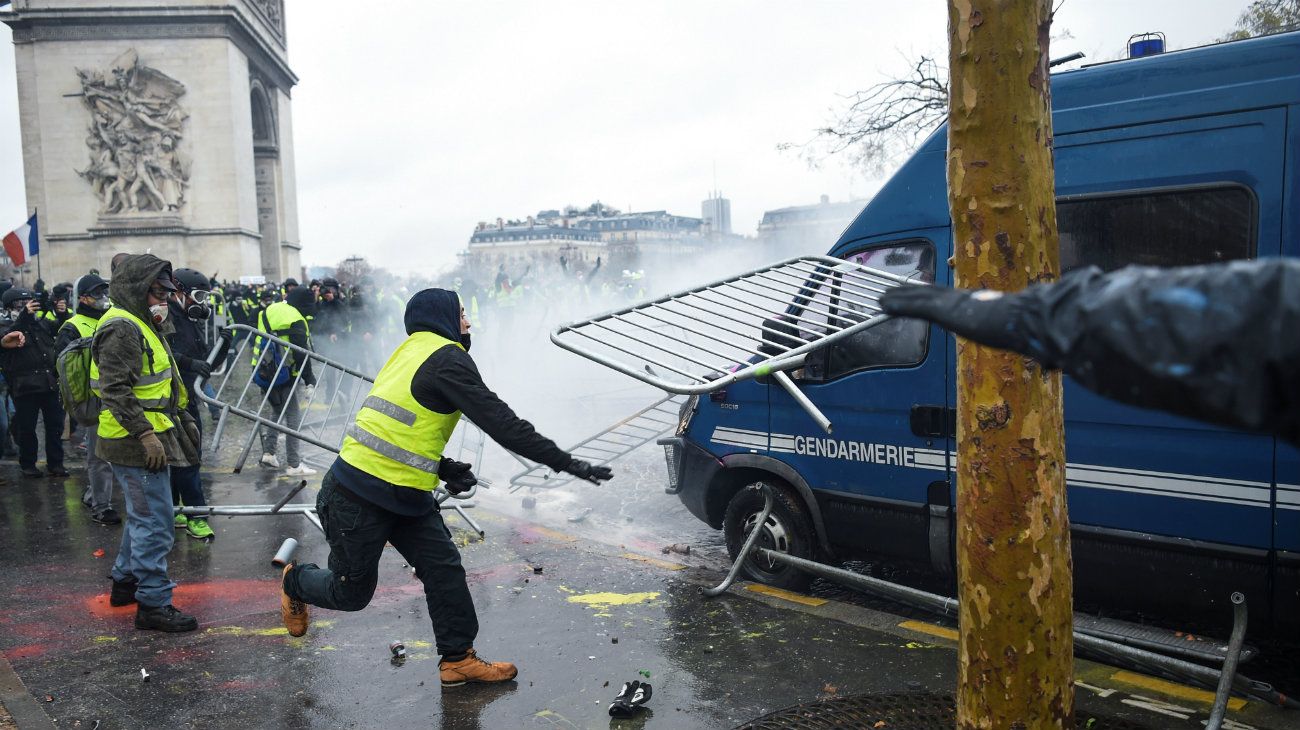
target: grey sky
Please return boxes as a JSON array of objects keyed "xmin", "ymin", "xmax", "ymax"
[{"xmin": 0, "ymin": 1, "xmax": 1246, "ymax": 276}]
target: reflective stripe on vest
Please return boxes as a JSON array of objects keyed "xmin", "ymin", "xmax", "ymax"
[
  {"xmin": 338, "ymin": 331, "xmax": 463, "ymax": 490},
  {"xmin": 89, "ymin": 307, "xmax": 175, "ymax": 437}
]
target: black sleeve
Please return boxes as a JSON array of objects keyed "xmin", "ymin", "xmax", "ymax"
[
  {"xmin": 1002, "ymin": 259, "xmax": 1300, "ymax": 445},
  {"xmin": 411, "ymin": 346, "xmax": 571, "ymax": 471},
  {"xmin": 54, "ymin": 322, "xmax": 79, "ymax": 356},
  {"xmin": 288, "ymin": 320, "xmax": 315, "ymax": 385}
]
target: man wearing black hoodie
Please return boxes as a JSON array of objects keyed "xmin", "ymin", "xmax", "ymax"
[{"xmin": 280, "ymin": 289, "xmax": 613, "ymax": 686}]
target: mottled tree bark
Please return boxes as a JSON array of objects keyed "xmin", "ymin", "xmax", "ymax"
[{"xmin": 946, "ymin": 1, "xmax": 1074, "ymax": 727}]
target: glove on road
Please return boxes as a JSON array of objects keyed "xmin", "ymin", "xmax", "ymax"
[
  {"xmin": 438, "ymin": 457, "xmax": 478, "ymax": 495},
  {"xmin": 564, "ymin": 458, "xmax": 613, "ymax": 485}
]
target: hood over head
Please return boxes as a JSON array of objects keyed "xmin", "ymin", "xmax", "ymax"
[
  {"xmin": 404, "ymin": 288, "xmax": 468, "ymax": 349},
  {"xmin": 108, "ymin": 254, "xmax": 172, "ymax": 325},
  {"xmin": 285, "ymin": 285, "xmax": 317, "ymax": 318}
]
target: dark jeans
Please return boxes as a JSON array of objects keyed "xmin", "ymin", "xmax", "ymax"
[
  {"xmin": 286, "ymin": 472, "xmax": 479, "ymax": 656},
  {"xmin": 171, "ymin": 397, "xmax": 207, "ymax": 509},
  {"xmin": 12, "ymin": 391, "xmax": 64, "ymax": 469}
]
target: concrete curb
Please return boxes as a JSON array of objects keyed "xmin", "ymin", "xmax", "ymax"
[{"xmin": 0, "ymin": 653, "xmax": 56, "ymax": 730}]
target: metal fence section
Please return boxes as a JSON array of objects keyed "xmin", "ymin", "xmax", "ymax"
[
  {"xmin": 508, "ymin": 393, "xmax": 687, "ymax": 493},
  {"xmin": 194, "ymin": 324, "xmax": 488, "ymax": 536},
  {"xmin": 549, "ymin": 255, "xmax": 923, "ymax": 433}
]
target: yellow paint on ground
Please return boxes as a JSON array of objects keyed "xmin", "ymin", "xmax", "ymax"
[
  {"xmin": 566, "ymin": 591, "xmax": 660, "ymax": 613},
  {"xmin": 1110, "ymin": 670, "xmax": 1246, "ymax": 710},
  {"xmin": 91, "ymin": 636, "xmax": 118, "ymax": 643},
  {"xmin": 207, "ymin": 620, "xmax": 334, "ymax": 638},
  {"xmin": 408, "ymin": 640, "xmax": 432, "ymax": 649},
  {"xmin": 744, "ymin": 584, "xmax": 827, "ymax": 606},
  {"xmin": 620, "ymin": 553, "xmax": 686, "ymax": 571},
  {"xmin": 898, "ymin": 620, "xmax": 959, "ymax": 641},
  {"xmin": 531, "ymin": 526, "xmax": 577, "ymax": 543}
]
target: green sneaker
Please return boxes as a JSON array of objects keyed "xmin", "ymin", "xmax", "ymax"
[
  {"xmin": 174, "ymin": 513, "xmax": 189, "ymax": 529},
  {"xmin": 186, "ymin": 518, "xmax": 214, "ymax": 541}
]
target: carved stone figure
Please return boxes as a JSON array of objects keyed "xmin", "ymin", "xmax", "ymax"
[{"xmin": 75, "ymin": 49, "xmax": 190, "ymax": 215}]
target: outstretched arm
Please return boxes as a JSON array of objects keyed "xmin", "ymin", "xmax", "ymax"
[{"xmin": 881, "ymin": 259, "xmax": 1300, "ymax": 445}]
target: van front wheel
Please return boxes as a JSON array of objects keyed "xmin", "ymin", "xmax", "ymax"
[{"xmin": 723, "ymin": 482, "xmax": 815, "ymax": 592}]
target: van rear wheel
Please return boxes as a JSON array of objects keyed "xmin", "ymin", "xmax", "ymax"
[{"xmin": 723, "ymin": 481, "xmax": 815, "ymax": 592}]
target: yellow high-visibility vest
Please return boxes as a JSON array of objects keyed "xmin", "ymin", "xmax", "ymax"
[
  {"xmin": 89, "ymin": 307, "xmax": 176, "ymax": 438},
  {"xmin": 339, "ymin": 331, "xmax": 462, "ymax": 490}
]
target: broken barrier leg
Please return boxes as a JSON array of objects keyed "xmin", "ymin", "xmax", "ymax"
[
  {"xmin": 707, "ymin": 482, "xmax": 1296, "ymax": 712},
  {"xmin": 194, "ymin": 324, "xmax": 491, "ymax": 537}
]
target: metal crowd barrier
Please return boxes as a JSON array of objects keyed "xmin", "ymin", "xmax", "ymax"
[
  {"xmin": 192, "ymin": 324, "xmax": 489, "ymax": 537},
  {"xmin": 550, "ymin": 255, "xmax": 923, "ymax": 433},
  {"xmin": 509, "ymin": 393, "xmax": 686, "ymax": 492}
]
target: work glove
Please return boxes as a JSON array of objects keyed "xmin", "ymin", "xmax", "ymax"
[
  {"xmin": 139, "ymin": 430, "xmax": 167, "ymax": 473},
  {"xmin": 301, "ymin": 384, "xmax": 316, "ymax": 402},
  {"xmin": 564, "ymin": 458, "xmax": 613, "ymax": 485},
  {"xmin": 190, "ymin": 360, "xmax": 213, "ymax": 379},
  {"xmin": 608, "ymin": 680, "xmax": 652, "ymax": 718},
  {"xmin": 437, "ymin": 457, "xmax": 478, "ymax": 495},
  {"xmin": 879, "ymin": 285, "xmax": 1027, "ymax": 354}
]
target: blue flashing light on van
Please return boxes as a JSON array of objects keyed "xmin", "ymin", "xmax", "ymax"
[{"xmin": 662, "ymin": 31, "xmax": 1300, "ymax": 636}]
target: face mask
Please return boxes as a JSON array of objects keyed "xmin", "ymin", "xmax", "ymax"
[
  {"xmin": 187, "ymin": 302, "xmax": 211, "ymax": 320},
  {"xmin": 89, "ymin": 295, "xmax": 110, "ymax": 311},
  {"xmin": 149, "ymin": 303, "xmax": 169, "ymax": 324}
]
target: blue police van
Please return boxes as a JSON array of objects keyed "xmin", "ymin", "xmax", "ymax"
[{"xmin": 664, "ymin": 31, "xmax": 1300, "ymax": 635}]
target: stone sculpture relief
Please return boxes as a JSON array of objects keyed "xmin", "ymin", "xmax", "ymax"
[
  {"xmin": 76, "ymin": 49, "xmax": 190, "ymax": 215},
  {"xmin": 250, "ymin": 0, "xmax": 283, "ymax": 33}
]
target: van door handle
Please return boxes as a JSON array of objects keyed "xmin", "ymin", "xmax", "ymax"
[{"xmin": 910, "ymin": 405, "xmax": 956, "ymax": 439}]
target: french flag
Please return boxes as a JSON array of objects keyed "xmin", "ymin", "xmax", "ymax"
[{"xmin": 2, "ymin": 213, "xmax": 38, "ymax": 266}]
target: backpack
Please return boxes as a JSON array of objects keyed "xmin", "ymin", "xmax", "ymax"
[
  {"xmin": 58, "ymin": 337, "xmax": 100, "ymax": 426},
  {"xmin": 253, "ymin": 334, "xmax": 291, "ymax": 388}
]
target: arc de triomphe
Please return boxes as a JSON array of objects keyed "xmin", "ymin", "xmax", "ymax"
[{"xmin": 2, "ymin": 0, "xmax": 302, "ymax": 283}]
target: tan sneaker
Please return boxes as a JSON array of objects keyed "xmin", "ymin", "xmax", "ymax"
[
  {"xmin": 439, "ymin": 648, "xmax": 518, "ymax": 687},
  {"xmin": 280, "ymin": 563, "xmax": 310, "ymax": 637}
]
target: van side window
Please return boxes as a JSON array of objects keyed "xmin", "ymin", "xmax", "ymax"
[
  {"xmin": 1058, "ymin": 186, "xmax": 1256, "ymax": 272},
  {"xmin": 819, "ymin": 242, "xmax": 935, "ymax": 378}
]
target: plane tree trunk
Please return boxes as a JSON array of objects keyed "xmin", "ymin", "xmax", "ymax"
[{"xmin": 945, "ymin": 1, "xmax": 1074, "ymax": 726}]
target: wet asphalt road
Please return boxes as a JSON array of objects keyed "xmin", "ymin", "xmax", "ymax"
[{"xmin": 2, "ymin": 438, "xmax": 1300, "ymax": 729}]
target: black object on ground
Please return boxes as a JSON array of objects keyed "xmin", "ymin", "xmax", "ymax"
[{"xmin": 609, "ymin": 680, "xmax": 652, "ymax": 718}]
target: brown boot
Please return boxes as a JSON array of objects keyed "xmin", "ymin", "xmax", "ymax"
[
  {"xmin": 439, "ymin": 648, "xmax": 518, "ymax": 687},
  {"xmin": 280, "ymin": 563, "xmax": 310, "ymax": 637}
]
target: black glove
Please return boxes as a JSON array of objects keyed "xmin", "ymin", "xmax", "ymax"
[
  {"xmin": 564, "ymin": 458, "xmax": 613, "ymax": 485},
  {"xmin": 879, "ymin": 284, "xmax": 1027, "ymax": 353},
  {"xmin": 437, "ymin": 457, "xmax": 477, "ymax": 495},
  {"xmin": 609, "ymin": 680, "xmax": 652, "ymax": 718},
  {"xmin": 191, "ymin": 360, "xmax": 213, "ymax": 379}
]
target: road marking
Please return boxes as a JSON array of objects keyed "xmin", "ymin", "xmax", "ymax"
[
  {"xmin": 620, "ymin": 553, "xmax": 686, "ymax": 571},
  {"xmin": 743, "ymin": 584, "xmax": 828, "ymax": 606},
  {"xmin": 1110, "ymin": 670, "xmax": 1246, "ymax": 710},
  {"xmin": 898, "ymin": 620, "xmax": 959, "ymax": 641}
]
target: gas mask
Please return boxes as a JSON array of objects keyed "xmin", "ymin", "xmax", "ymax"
[
  {"xmin": 149, "ymin": 303, "xmax": 169, "ymax": 324},
  {"xmin": 186, "ymin": 289, "xmax": 212, "ymax": 320}
]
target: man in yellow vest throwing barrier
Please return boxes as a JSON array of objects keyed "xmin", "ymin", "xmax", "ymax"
[
  {"xmin": 280, "ymin": 288, "xmax": 613, "ymax": 685},
  {"xmin": 92, "ymin": 255, "xmax": 202, "ymax": 632}
]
